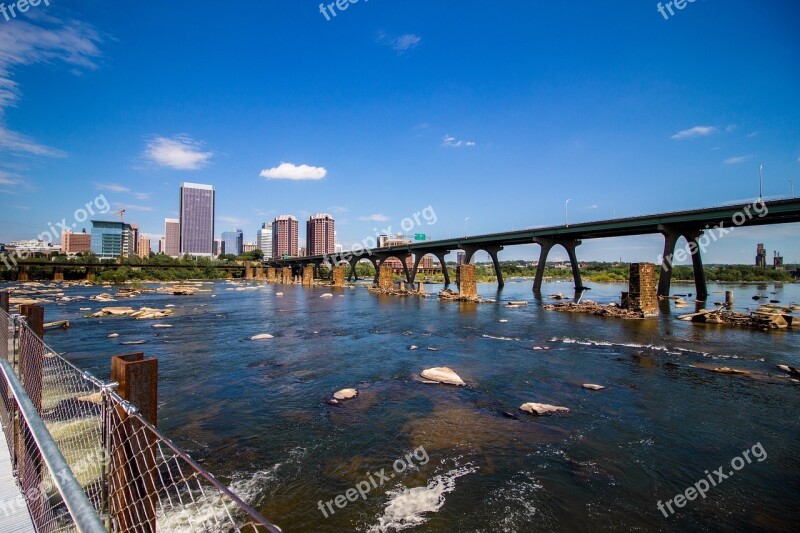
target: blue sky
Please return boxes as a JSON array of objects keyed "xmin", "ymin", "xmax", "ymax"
[{"xmin": 0, "ymin": 0, "xmax": 798, "ymax": 264}]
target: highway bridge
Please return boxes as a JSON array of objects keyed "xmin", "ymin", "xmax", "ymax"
[{"xmin": 265, "ymin": 198, "xmax": 800, "ymax": 300}]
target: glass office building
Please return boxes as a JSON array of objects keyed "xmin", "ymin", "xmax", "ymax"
[{"xmin": 91, "ymin": 220, "xmax": 134, "ymax": 260}]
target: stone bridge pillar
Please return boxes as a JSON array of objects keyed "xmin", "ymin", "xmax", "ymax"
[
  {"xmin": 53, "ymin": 267, "xmax": 64, "ymax": 282},
  {"xmin": 457, "ymin": 264, "xmax": 478, "ymax": 298},
  {"xmin": 625, "ymin": 263, "xmax": 659, "ymax": 317},
  {"xmin": 302, "ymin": 265, "xmax": 314, "ymax": 285},
  {"xmin": 377, "ymin": 265, "xmax": 394, "ymax": 290},
  {"xmin": 17, "ymin": 267, "xmax": 29, "ymax": 282},
  {"xmin": 281, "ymin": 267, "xmax": 292, "ymax": 284},
  {"xmin": 333, "ymin": 266, "xmax": 346, "ymax": 287},
  {"xmin": 266, "ymin": 268, "xmax": 277, "ymax": 282},
  {"xmin": 244, "ymin": 261, "xmax": 254, "ymax": 280}
]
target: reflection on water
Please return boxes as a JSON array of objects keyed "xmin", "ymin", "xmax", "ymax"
[{"xmin": 15, "ymin": 278, "xmax": 800, "ymax": 532}]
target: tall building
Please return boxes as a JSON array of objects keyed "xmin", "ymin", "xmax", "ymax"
[
  {"xmin": 158, "ymin": 237, "xmax": 166, "ymax": 254},
  {"xmin": 130, "ymin": 224, "xmax": 140, "ymax": 256},
  {"xmin": 138, "ymin": 236, "xmax": 151, "ymax": 259},
  {"xmin": 243, "ymin": 242, "xmax": 257, "ymax": 253},
  {"xmin": 756, "ymin": 243, "xmax": 767, "ymax": 268},
  {"xmin": 179, "ymin": 183, "xmax": 215, "ymax": 257},
  {"xmin": 91, "ymin": 220, "xmax": 134, "ymax": 260},
  {"xmin": 306, "ymin": 213, "xmax": 335, "ymax": 256},
  {"xmin": 272, "ymin": 215, "xmax": 298, "ymax": 258},
  {"xmin": 164, "ymin": 218, "xmax": 180, "ymax": 258},
  {"xmin": 60, "ymin": 230, "xmax": 91, "ymax": 255},
  {"xmin": 213, "ymin": 238, "xmax": 222, "ymax": 257},
  {"xmin": 257, "ymin": 222, "xmax": 273, "ymax": 260},
  {"xmin": 222, "ymin": 229, "xmax": 244, "ymax": 256}
]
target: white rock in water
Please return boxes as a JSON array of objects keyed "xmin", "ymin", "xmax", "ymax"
[
  {"xmin": 409, "ymin": 345, "xmax": 418, "ymax": 350},
  {"xmin": 152, "ymin": 324, "xmax": 173, "ymax": 328},
  {"xmin": 420, "ymin": 367, "xmax": 466, "ymax": 386},
  {"xmin": 107, "ymin": 333, "xmax": 119, "ymax": 338},
  {"xmin": 320, "ymin": 293, "xmax": 333, "ymax": 298},
  {"xmin": 251, "ymin": 333, "xmax": 275, "ymax": 340},
  {"xmin": 165, "ymin": 304, "xmax": 175, "ymax": 308},
  {"xmin": 582, "ymin": 384, "xmax": 605, "ymax": 391},
  {"xmin": 519, "ymin": 402, "xmax": 570, "ymax": 415},
  {"xmin": 499, "ymin": 319, "xmax": 509, "ymax": 323},
  {"xmin": 333, "ymin": 388, "xmax": 358, "ymax": 401},
  {"xmin": 276, "ymin": 292, "xmax": 284, "ymax": 296}
]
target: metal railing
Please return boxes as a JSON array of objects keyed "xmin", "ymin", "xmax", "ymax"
[{"xmin": 0, "ymin": 306, "xmax": 281, "ymax": 532}]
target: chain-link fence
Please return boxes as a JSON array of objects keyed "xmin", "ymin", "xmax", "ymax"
[{"xmin": 0, "ymin": 304, "xmax": 281, "ymax": 532}]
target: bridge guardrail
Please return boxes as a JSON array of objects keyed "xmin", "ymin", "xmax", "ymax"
[{"xmin": 0, "ymin": 305, "xmax": 281, "ymax": 532}]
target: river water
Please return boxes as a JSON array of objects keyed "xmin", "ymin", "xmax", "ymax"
[{"xmin": 10, "ymin": 279, "xmax": 800, "ymax": 532}]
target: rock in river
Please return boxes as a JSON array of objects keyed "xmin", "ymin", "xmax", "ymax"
[
  {"xmin": 420, "ymin": 367, "xmax": 466, "ymax": 386},
  {"xmin": 333, "ymin": 388, "xmax": 358, "ymax": 401},
  {"xmin": 251, "ymin": 333, "xmax": 275, "ymax": 340},
  {"xmin": 519, "ymin": 403, "xmax": 570, "ymax": 416},
  {"xmin": 582, "ymin": 384, "xmax": 605, "ymax": 391}
]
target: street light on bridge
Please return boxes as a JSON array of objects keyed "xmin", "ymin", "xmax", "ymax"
[
  {"xmin": 790, "ymin": 179, "xmax": 795, "ymax": 199},
  {"xmin": 565, "ymin": 199, "xmax": 572, "ymax": 227},
  {"xmin": 464, "ymin": 217, "xmax": 470, "ymax": 237},
  {"xmin": 759, "ymin": 163, "xmax": 765, "ymax": 201}
]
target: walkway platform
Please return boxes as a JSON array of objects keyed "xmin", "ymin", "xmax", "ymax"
[{"xmin": 0, "ymin": 433, "xmax": 36, "ymax": 532}]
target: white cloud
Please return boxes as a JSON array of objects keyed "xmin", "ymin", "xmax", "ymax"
[
  {"xmin": 0, "ymin": 171, "xmax": 19, "ymax": 185},
  {"xmin": 726, "ymin": 124, "xmax": 737, "ymax": 132},
  {"xmin": 0, "ymin": 18, "xmax": 101, "ymax": 157},
  {"xmin": 723, "ymin": 155, "xmax": 753, "ymax": 165},
  {"xmin": 112, "ymin": 202, "xmax": 154, "ymax": 212},
  {"xmin": 377, "ymin": 32, "xmax": 422, "ymax": 53},
  {"xmin": 260, "ymin": 162, "xmax": 327, "ymax": 181},
  {"xmin": 670, "ymin": 126, "xmax": 718, "ymax": 140},
  {"xmin": 133, "ymin": 192, "xmax": 151, "ymax": 200},
  {"xmin": 0, "ymin": 126, "xmax": 67, "ymax": 157},
  {"xmin": 96, "ymin": 183, "xmax": 131, "ymax": 193},
  {"xmin": 442, "ymin": 134, "xmax": 476, "ymax": 148},
  {"xmin": 144, "ymin": 135, "xmax": 213, "ymax": 170},
  {"xmin": 747, "ymin": 131, "xmax": 761, "ymax": 138},
  {"xmin": 359, "ymin": 214, "xmax": 390, "ymax": 222},
  {"xmin": 218, "ymin": 215, "xmax": 249, "ymax": 227},
  {"xmin": 329, "ymin": 206, "xmax": 349, "ymax": 213}
]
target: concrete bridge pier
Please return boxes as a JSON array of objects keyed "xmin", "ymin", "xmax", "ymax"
[
  {"xmin": 685, "ymin": 229, "xmax": 709, "ymax": 301},
  {"xmin": 18, "ymin": 266, "xmax": 29, "ymax": 282},
  {"xmin": 657, "ymin": 225, "xmax": 708, "ymax": 301},
  {"xmin": 53, "ymin": 267, "xmax": 64, "ymax": 282},
  {"xmin": 532, "ymin": 238, "xmax": 584, "ymax": 291},
  {"xmin": 347, "ymin": 257, "xmax": 360, "ymax": 281},
  {"xmin": 435, "ymin": 251, "xmax": 451, "ymax": 287},
  {"xmin": 462, "ymin": 246, "xmax": 505, "ymax": 287}
]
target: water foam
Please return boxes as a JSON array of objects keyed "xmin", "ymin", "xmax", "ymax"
[{"xmin": 367, "ymin": 464, "xmax": 478, "ymax": 532}]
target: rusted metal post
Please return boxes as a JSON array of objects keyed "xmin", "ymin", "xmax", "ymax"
[
  {"xmin": 109, "ymin": 352, "xmax": 158, "ymax": 532},
  {"xmin": 0, "ymin": 290, "xmax": 9, "ymax": 313},
  {"xmin": 19, "ymin": 304, "xmax": 44, "ymax": 338},
  {"xmin": 111, "ymin": 353, "xmax": 158, "ymax": 425}
]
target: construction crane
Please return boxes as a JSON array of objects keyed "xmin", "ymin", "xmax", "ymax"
[{"xmin": 112, "ymin": 209, "xmax": 126, "ymax": 224}]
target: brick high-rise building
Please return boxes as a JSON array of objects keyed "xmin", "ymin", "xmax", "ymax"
[
  {"xmin": 306, "ymin": 213, "xmax": 335, "ymax": 256},
  {"xmin": 60, "ymin": 230, "xmax": 91, "ymax": 255},
  {"xmin": 272, "ymin": 215, "xmax": 298, "ymax": 258},
  {"xmin": 138, "ymin": 236, "xmax": 151, "ymax": 259},
  {"xmin": 179, "ymin": 182, "xmax": 215, "ymax": 257},
  {"xmin": 164, "ymin": 218, "xmax": 180, "ymax": 258}
]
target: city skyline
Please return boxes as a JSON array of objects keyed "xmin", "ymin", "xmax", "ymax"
[{"xmin": 0, "ymin": 2, "xmax": 798, "ymax": 264}]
